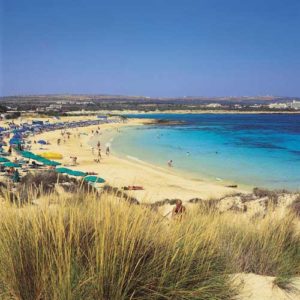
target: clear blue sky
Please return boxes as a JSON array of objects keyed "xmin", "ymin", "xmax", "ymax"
[{"xmin": 1, "ymin": 0, "xmax": 300, "ymax": 97}]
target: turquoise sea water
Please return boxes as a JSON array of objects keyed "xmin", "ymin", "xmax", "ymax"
[{"xmin": 112, "ymin": 114, "xmax": 300, "ymax": 191}]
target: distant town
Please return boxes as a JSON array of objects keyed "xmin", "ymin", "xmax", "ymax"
[{"xmin": 0, "ymin": 95, "xmax": 300, "ymax": 119}]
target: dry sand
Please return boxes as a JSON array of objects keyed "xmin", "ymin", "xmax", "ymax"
[{"xmin": 234, "ymin": 273, "xmax": 300, "ymax": 300}]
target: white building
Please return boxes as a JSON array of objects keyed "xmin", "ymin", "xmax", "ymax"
[
  {"xmin": 205, "ymin": 103, "xmax": 222, "ymax": 108},
  {"xmin": 268, "ymin": 103, "xmax": 288, "ymax": 109},
  {"xmin": 290, "ymin": 100, "xmax": 300, "ymax": 110},
  {"xmin": 47, "ymin": 104, "xmax": 62, "ymax": 110}
]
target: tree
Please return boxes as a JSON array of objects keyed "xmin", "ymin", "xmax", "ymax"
[{"xmin": 0, "ymin": 105, "xmax": 7, "ymax": 113}]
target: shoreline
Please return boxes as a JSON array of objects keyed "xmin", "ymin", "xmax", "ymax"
[
  {"xmin": 103, "ymin": 124, "xmax": 252, "ymax": 192},
  {"xmin": 61, "ymin": 109, "xmax": 300, "ymax": 116},
  {"xmin": 21, "ymin": 116, "xmax": 248, "ymax": 203}
]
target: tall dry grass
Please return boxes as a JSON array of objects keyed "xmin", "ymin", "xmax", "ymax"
[
  {"xmin": 0, "ymin": 192, "xmax": 235, "ymax": 300},
  {"xmin": 0, "ymin": 191, "xmax": 299, "ymax": 299}
]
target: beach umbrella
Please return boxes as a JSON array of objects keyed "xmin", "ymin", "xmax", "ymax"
[
  {"xmin": 55, "ymin": 168, "xmax": 86, "ymax": 177},
  {"xmin": 55, "ymin": 167, "xmax": 72, "ymax": 174},
  {"xmin": 70, "ymin": 170, "xmax": 87, "ymax": 177},
  {"xmin": 39, "ymin": 158, "xmax": 60, "ymax": 166},
  {"xmin": 84, "ymin": 175, "xmax": 105, "ymax": 183},
  {"xmin": 13, "ymin": 133, "xmax": 22, "ymax": 139},
  {"xmin": 21, "ymin": 152, "xmax": 61, "ymax": 166},
  {"xmin": 9, "ymin": 138, "xmax": 23, "ymax": 145},
  {"xmin": 38, "ymin": 152, "xmax": 63, "ymax": 159},
  {"xmin": 20, "ymin": 151, "xmax": 37, "ymax": 160},
  {"xmin": 3, "ymin": 162, "xmax": 21, "ymax": 168},
  {"xmin": 0, "ymin": 157, "xmax": 10, "ymax": 163},
  {"xmin": 37, "ymin": 140, "xmax": 47, "ymax": 145}
]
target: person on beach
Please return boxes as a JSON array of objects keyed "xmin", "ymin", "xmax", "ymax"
[
  {"xmin": 97, "ymin": 141, "xmax": 101, "ymax": 149},
  {"xmin": 172, "ymin": 200, "xmax": 186, "ymax": 220},
  {"xmin": 106, "ymin": 145, "xmax": 110, "ymax": 156},
  {"xmin": 12, "ymin": 169, "xmax": 20, "ymax": 183},
  {"xmin": 70, "ymin": 156, "xmax": 77, "ymax": 165},
  {"xmin": 168, "ymin": 160, "xmax": 173, "ymax": 167},
  {"xmin": 98, "ymin": 148, "xmax": 102, "ymax": 159}
]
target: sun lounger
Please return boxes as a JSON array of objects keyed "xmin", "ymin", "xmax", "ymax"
[{"xmin": 122, "ymin": 186, "xmax": 144, "ymax": 191}]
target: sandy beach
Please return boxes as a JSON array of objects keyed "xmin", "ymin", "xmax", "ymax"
[{"xmin": 1, "ymin": 116, "xmax": 247, "ymax": 203}]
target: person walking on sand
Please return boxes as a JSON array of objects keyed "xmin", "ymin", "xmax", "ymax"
[
  {"xmin": 97, "ymin": 141, "xmax": 101, "ymax": 149},
  {"xmin": 172, "ymin": 200, "xmax": 186, "ymax": 220},
  {"xmin": 70, "ymin": 156, "xmax": 77, "ymax": 165},
  {"xmin": 106, "ymin": 145, "xmax": 110, "ymax": 156},
  {"xmin": 98, "ymin": 148, "xmax": 102, "ymax": 159}
]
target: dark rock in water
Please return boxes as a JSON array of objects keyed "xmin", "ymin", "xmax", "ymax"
[{"xmin": 147, "ymin": 119, "xmax": 186, "ymax": 126}]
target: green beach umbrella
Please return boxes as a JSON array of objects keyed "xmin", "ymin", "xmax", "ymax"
[
  {"xmin": 20, "ymin": 151, "xmax": 38, "ymax": 160},
  {"xmin": 3, "ymin": 162, "xmax": 21, "ymax": 168},
  {"xmin": 0, "ymin": 157, "xmax": 10, "ymax": 163},
  {"xmin": 20, "ymin": 151, "xmax": 61, "ymax": 166},
  {"xmin": 84, "ymin": 175, "xmax": 105, "ymax": 183},
  {"xmin": 55, "ymin": 167, "xmax": 72, "ymax": 174},
  {"xmin": 42, "ymin": 159, "xmax": 60, "ymax": 166},
  {"xmin": 56, "ymin": 168, "xmax": 86, "ymax": 177},
  {"xmin": 34, "ymin": 156, "xmax": 61, "ymax": 166},
  {"xmin": 70, "ymin": 170, "xmax": 87, "ymax": 177}
]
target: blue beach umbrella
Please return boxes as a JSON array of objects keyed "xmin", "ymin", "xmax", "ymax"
[
  {"xmin": 9, "ymin": 139, "xmax": 23, "ymax": 145},
  {"xmin": 13, "ymin": 133, "xmax": 22, "ymax": 139},
  {"xmin": 38, "ymin": 140, "xmax": 47, "ymax": 145}
]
